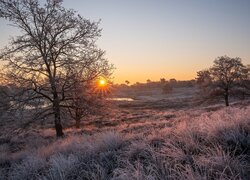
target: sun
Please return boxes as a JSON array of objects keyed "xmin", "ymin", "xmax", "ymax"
[
  {"xmin": 94, "ymin": 78, "xmax": 112, "ymax": 96},
  {"xmin": 99, "ymin": 79, "xmax": 107, "ymax": 86}
]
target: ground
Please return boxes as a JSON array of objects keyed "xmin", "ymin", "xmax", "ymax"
[{"xmin": 0, "ymin": 86, "xmax": 250, "ymax": 179}]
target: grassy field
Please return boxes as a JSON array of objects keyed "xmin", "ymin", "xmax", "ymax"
[{"xmin": 0, "ymin": 87, "xmax": 250, "ymax": 180}]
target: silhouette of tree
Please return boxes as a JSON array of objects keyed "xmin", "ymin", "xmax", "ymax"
[
  {"xmin": 210, "ymin": 56, "xmax": 248, "ymax": 106},
  {"xmin": 197, "ymin": 56, "xmax": 248, "ymax": 106},
  {"xmin": 196, "ymin": 70, "xmax": 212, "ymax": 86},
  {"xmin": 0, "ymin": 0, "xmax": 113, "ymax": 136},
  {"xmin": 125, "ymin": 80, "xmax": 130, "ymax": 86},
  {"xmin": 64, "ymin": 75, "xmax": 105, "ymax": 129},
  {"xmin": 169, "ymin": 78, "xmax": 177, "ymax": 86},
  {"xmin": 160, "ymin": 78, "xmax": 166, "ymax": 84}
]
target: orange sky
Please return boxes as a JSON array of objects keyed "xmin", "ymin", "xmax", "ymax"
[{"xmin": 0, "ymin": 0, "xmax": 250, "ymax": 84}]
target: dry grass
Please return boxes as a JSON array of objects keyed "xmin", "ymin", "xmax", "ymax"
[{"xmin": 0, "ymin": 102, "xmax": 250, "ymax": 179}]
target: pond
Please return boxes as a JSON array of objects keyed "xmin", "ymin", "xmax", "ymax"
[{"xmin": 107, "ymin": 98, "xmax": 134, "ymax": 101}]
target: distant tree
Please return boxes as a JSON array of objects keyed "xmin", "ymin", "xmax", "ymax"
[
  {"xmin": 160, "ymin": 78, "xmax": 166, "ymax": 84},
  {"xmin": 196, "ymin": 70, "xmax": 212, "ymax": 87},
  {"xmin": 196, "ymin": 70, "xmax": 216, "ymax": 102},
  {"xmin": 0, "ymin": 0, "xmax": 113, "ymax": 136},
  {"xmin": 197, "ymin": 56, "xmax": 248, "ymax": 106},
  {"xmin": 125, "ymin": 80, "xmax": 130, "ymax": 86},
  {"xmin": 146, "ymin": 79, "xmax": 151, "ymax": 84},
  {"xmin": 169, "ymin": 78, "xmax": 177, "ymax": 86},
  {"xmin": 210, "ymin": 56, "xmax": 248, "ymax": 106}
]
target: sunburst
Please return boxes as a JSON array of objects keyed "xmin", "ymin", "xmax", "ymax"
[{"xmin": 94, "ymin": 78, "xmax": 111, "ymax": 96}]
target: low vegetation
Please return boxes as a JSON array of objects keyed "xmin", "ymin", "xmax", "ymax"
[{"xmin": 0, "ymin": 103, "xmax": 249, "ymax": 179}]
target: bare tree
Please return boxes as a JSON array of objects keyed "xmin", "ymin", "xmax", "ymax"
[
  {"xmin": 0, "ymin": 0, "xmax": 113, "ymax": 136},
  {"xmin": 63, "ymin": 68, "xmax": 109, "ymax": 129},
  {"xmin": 210, "ymin": 56, "xmax": 248, "ymax": 106},
  {"xmin": 197, "ymin": 56, "xmax": 248, "ymax": 106},
  {"xmin": 196, "ymin": 70, "xmax": 212, "ymax": 87},
  {"xmin": 196, "ymin": 69, "xmax": 214, "ymax": 101}
]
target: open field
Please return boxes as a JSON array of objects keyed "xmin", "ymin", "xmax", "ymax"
[
  {"xmin": 0, "ymin": 0, "xmax": 249, "ymax": 179},
  {"xmin": 0, "ymin": 86, "xmax": 250, "ymax": 180}
]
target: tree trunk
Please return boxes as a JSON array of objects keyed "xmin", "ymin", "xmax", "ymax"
[
  {"xmin": 53, "ymin": 94, "xmax": 64, "ymax": 137},
  {"xmin": 75, "ymin": 119, "xmax": 80, "ymax": 129},
  {"xmin": 224, "ymin": 88, "xmax": 229, "ymax": 106},
  {"xmin": 75, "ymin": 109, "xmax": 81, "ymax": 129}
]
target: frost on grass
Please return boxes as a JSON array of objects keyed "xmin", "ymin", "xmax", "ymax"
[{"xmin": 0, "ymin": 106, "xmax": 250, "ymax": 179}]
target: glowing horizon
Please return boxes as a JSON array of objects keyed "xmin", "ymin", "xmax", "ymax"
[{"xmin": 0, "ymin": 0, "xmax": 249, "ymax": 84}]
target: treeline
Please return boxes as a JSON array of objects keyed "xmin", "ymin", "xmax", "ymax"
[
  {"xmin": 115, "ymin": 79, "xmax": 195, "ymax": 91},
  {"xmin": 115, "ymin": 55, "xmax": 250, "ymax": 106}
]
